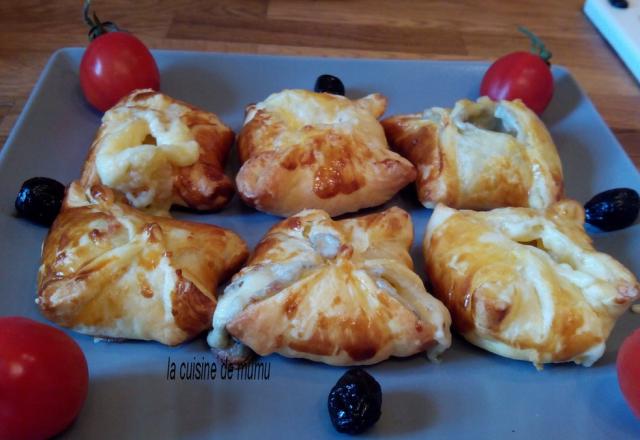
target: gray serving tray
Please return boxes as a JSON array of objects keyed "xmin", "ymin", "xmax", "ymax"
[{"xmin": 1, "ymin": 48, "xmax": 639, "ymax": 439}]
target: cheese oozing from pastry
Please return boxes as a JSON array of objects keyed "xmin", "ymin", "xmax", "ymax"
[
  {"xmin": 81, "ymin": 89, "xmax": 236, "ymax": 214},
  {"xmin": 209, "ymin": 207, "xmax": 452, "ymax": 366},
  {"xmin": 95, "ymin": 94, "xmax": 200, "ymax": 209},
  {"xmin": 424, "ymin": 200, "xmax": 639, "ymax": 367}
]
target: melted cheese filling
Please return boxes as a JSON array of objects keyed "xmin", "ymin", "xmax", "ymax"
[{"xmin": 95, "ymin": 104, "xmax": 200, "ymax": 209}]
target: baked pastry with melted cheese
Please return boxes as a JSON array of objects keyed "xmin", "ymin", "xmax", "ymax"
[
  {"xmin": 424, "ymin": 200, "xmax": 639, "ymax": 367},
  {"xmin": 37, "ymin": 182, "xmax": 248, "ymax": 346},
  {"xmin": 81, "ymin": 89, "xmax": 235, "ymax": 215},
  {"xmin": 208, "ymin": 207, "xmax": 451, "ymax": 366},
  {"xmin": 235, "ymin": 89, "xmax": 417, "ymax": 217},
  {"xmin": 382, "ymin": 97, "xmax": 563, "ymax": 210}
]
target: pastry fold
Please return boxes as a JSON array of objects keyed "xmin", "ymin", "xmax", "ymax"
[
  {"xmin": 81, "ymin": 89, "xmax": 235, "ymax": 214},
  {"xmin": 38, "ymin": 182, "xmax": 248, "ymax": 345},
  {"xmin": 236, "ymin": 89, "xmax": 416, "ymax": 217},
  {"xmin": 423, "ymin": 200, "xmax": 639, "ymax": 367},
  {"xmin": 382, "ymin": 97, "xmax": 563, "ymax": 210},
  {"xmin": 208, "ymin": 207, "xmax": 451, "ymax": 366}
]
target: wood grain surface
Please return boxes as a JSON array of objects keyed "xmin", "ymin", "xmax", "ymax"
[{"xmin": 0, "ymin": 0, "xmax": 638, "ymax": 169}]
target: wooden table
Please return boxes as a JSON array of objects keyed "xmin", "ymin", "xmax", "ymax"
[{"xmin": 1, "ymin": 0, "xmax": 638, "ymax": 169}]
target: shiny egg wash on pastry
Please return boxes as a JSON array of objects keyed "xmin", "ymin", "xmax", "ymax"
[
  {"xmin": 208, "ymin": 207, "xmax": 452, "ymax": 366},
  {"xmin": 80, "ymin": 89, "xmax": 235, "ymax": 215},
  {"xmin": 382, "ymin": 97, "xmax": 563, "ymax": 210},
  {"xmin": 37, "ymin": 182, "xmax": 248, "ymax": 346},
  {"xmin": 235, "ymin": 89, "xmax": 417, "ymax": 217},
  {"xmin": 424, "ymin": 200, "xmax": 639, "ymax": 368}
]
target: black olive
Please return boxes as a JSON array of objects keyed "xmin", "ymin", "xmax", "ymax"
[
  {"xmin": 314, "ymin": 74, "xmax": 345, "ymax": 96},
  {"xmin": 327, "ymin": 368, "xmax": 382, "ymax": 435},
  {"xmin": 15, "ymin": 177, "xmax": 66, "ymax": 226},
  {"xmin": 585, "ymin": 188, "xmax": 639, "ymax": 231},
  {"xmin": 609, "ymin": 0, "xmax": 629, "ymax": 9}
]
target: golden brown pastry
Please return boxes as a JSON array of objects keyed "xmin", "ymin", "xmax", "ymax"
[
  {"xmin": 382, "ymin": 97, "xmax": 563, "ymax": 210},
  {"xmin": 208, "ymin": 207, "xmax": 451, "ymax": 366},
  {"xmin": 80, "ymin": 89, "xmax": 235, "ymax": 214},
  {"xmin": 235, "ymin": 89, "xmax": 416, "ymax": 217},
  {"xmin": 424, "ymin": 200, "xmax": 639, "ymax": 367},
  {"xmin": 37, "ymin": 182, "xmax": 248, "ymax": 345}
]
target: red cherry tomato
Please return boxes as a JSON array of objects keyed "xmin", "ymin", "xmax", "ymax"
[
  {"xmin": 80, "ymin": 31, "xmax": 160, "ymax": 112},
  {"xmin": 618, "ymin": 328, "xmax": 640, "ymax": 418},
  {"xmin": 480, "ymin": 51, "xmax": 554, "ymax": 115},
  {"xmin": 0, "ymin": 317, "xmax": 89, "ymax": 440}
]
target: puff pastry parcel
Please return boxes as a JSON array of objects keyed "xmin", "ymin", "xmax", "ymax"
[
  {"xmin": 81, "ymin": 89, "xmax": 235, "ymax": 214},
  {"xmin": 208, "ymin": 207, "xmax": 452, "ymax": 366},
  {"xmin": 37, "ymin": 182, "xmax": 248, "ymax": 345},
  {"xmin": 424, "ymin": 200, "xmax": 639, "ymax": 367},
  {"xmin": 382, "ymin": 97, "xmax": 563, "ymax": 210},
  {"xmin": 235, "ymin": 89, "xmax": 416, "ymax": 217}
]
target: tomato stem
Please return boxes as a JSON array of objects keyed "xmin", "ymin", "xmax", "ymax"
[
  {"xmin": 83, "ymin": 0, "xmax": 120, "ymax": 41},
  {"xmin": 518, "ymin": 26, "xmax": 552, "ymax": 64}
]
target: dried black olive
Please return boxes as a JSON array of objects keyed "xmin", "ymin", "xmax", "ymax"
[
  {"xmin": 314, "ymin": 74, "xmax": 345, "ymax": 96},
  {"xmin": 609, "ymin": 0, "xmax": 629, "ymax": 9},
  {"xmin": 585, "ymin": 188, "xmax": 639, "ymax": 231},
  {"xmin": 327, "ymin": 368, "xmax": 382, "ymax": 435},
  {"xmin": 15, "ymin": 177, "xmax": 66, "ymax": 226}
]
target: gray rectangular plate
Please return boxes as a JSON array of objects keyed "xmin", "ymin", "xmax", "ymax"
[{"xmin": 1, "ymin": 48, "xmax": 639, "ymax": 439}]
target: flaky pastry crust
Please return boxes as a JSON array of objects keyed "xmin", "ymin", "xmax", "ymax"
[
  {"xmin": 81, "ymin": 89, "xmax": 235, "ymax": 214},
  {"xmin": 208, "ymin": 207, "xmax": 451, "ymax": 366},
  {"xmin": 424, "ymin": 200, "xmax": 639, "ymax": 367},
  {"xmin": 382, "ymin": 97, "xmax": 563, "ymax": 210},
  {"xmin": 37, "ymin": 182, "xmax": 248, "ymax": 345},
  {"xmin": 236, "ymin": 89, "xmax": 416, "ymax": 217}
]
